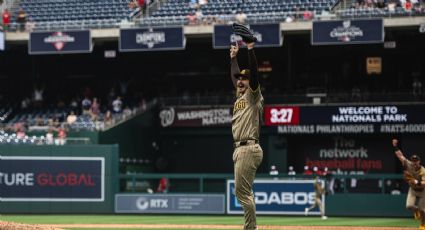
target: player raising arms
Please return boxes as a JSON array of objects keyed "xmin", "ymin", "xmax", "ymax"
[
  {"xmin": 230, "ymin": 23, "xmax": 263, "ymax": 230},
  {"xmin": 392, "ymin": 139, "xmax": 425, "ymax": 230}
]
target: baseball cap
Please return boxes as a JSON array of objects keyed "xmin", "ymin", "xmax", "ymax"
[
  {"xmin": 411, "ymin": 155, "xmax": 421, "ymax": 161},
  {"xmin": 234, "ymin": 69, "xmax": 250, "ymax": 79}
]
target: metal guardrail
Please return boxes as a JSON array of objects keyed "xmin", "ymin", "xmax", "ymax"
[
  {"xmin": 120, "ymin": 173, "xmax": 404, "ymax": 194},
  {"xmin": 158, "ymin": 92, "xmax": 425, "ymax": 106}
]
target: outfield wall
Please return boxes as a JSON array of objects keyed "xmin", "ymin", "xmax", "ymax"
[{"xmin": 0, "ymin": 144, "xmax": 119, "ymax": 214}]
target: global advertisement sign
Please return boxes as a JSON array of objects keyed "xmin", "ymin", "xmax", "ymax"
[
  {"xmin": 120, "ymin": 27, "xmax": 185, "ymax": 52},
  {"xmin": 213, "ymin": 23, "xmax": 282, "ymax": 49},
  {"xmin": 115, "ymin": 194, "xmax": 225, "ymax": 214},
  {"xmin": 265, "ymin": 105, "xmax": 425, "ymax": 134},
  {"xmin": 29, "ymin": 30, "xmax": 92, "ymax": 54},
  {"xmin": 0, "ymin": 156, "xmax": 104, "ymax": 202},
  {"xmin": 159, "ymin": 106, "xmax": 232, "ymax": 127},
  {"xmin": 311, "ymin": 19, "xmax": 384, "ymax": 45},
  {"xmin": 227, "ymin": 180, "xmax": 323, "ymax": 215}
]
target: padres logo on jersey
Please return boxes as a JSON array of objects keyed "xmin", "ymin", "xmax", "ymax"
[{"xmin": 233, "ymin": 99, "xmax": 247, "ymax": 114}]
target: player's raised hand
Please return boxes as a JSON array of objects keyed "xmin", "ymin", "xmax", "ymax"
[
  {"xmin": 392, "ymin": 139, "xmax": 398, "ymax": 147},
  {"xmin": 230, "ymin": 43, "xmax": 239, "ymax": 59}
]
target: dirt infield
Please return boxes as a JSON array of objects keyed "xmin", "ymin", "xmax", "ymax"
[
  {"xmin": 0, "ymin": 221, "xmax": 64, "ymax": 230},
  {"xmin": 38, "ymin": 224, "xmax": 419, "ymax": 230},
  {"xmin": 0, "ymin": 221, "xmax": 417, "ymax": 230}
]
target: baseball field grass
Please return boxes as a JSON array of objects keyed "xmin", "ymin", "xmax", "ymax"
[{"xmin": 0, "ymin": 215, "xmax": 419, "ymax": 230}]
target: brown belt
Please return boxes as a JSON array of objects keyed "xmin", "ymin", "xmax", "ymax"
[{"xmin": 234, "ymin": 140, "xmax": 259, "ymax": 148}]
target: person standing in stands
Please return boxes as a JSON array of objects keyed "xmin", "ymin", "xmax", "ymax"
[
  {"xmin": 2, "ymin": 8, "xmax": 10, "ymax": 30},
  {"xmin": 16, "ymin": 8, "xmax": 26, "ymax": 32}
]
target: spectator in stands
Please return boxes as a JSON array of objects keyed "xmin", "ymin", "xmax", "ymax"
[
  {"xmin": 104, "ymin": 110, "xmax": 113, "ymax": 127},
  {"xmin": 187, "ymin": 12, "xmax": 198, "ymax": 25},
  {"xmin": 32, "ymin": 85, "xmax": 44, "ymax": 108},
  {"xmin": 303, "ymin": 165, "xmax": 313, "ymax": 175},
  {"xmin": 2, "ymin": 8, "xmax": 10, "ymax": 30},
  {"xmin": 404, "ymin": 0, "xmax": 413, "ymax": 11},
  {"xmin": 235, "ymin": 11, "xmax": 247, "ymax": 24},
  {"xmin": 138, "ymin": 0, "xmax": 146, "ymax": 15},
  {"xmin": 157, "ymin": 177, "xmax": 170, "ymax": 193},
  {"xmin": 198, "ymin": 0, "xmax": 208, "ymax": 6},
  {"xmin": 288, "ymin": 166, "xmax": 296, "ymax": 176},
  {"xmin": 189, "ymin": 0, "xmax": 199, "ymax": 9},
  {"xmin": 46, "ymin": 128, "xmax": 54, "ymax": 145},
  {"xmin": 387, "ymin": 0, "xmax": 397, "ymax": 13},
  {"xmin": 20, "ymin": 97, "xmax": 31, "ymax": 112},
  {"xmin": 16, "ymin": 8, "xmax": 26, "ymax": 32},
  {"xmin": 55, "ymin": 127, "xmax": 67, "ymax": 145},
  {"xmin": 269, "ymin": 165, "xmax": 279, "ymax": 180},
  {"xmin": 25, "ymin": 16, "xmax": 35, "ymax": 32},
  {"xmin": 90, "ymin": 97, "xmax": 100, "ymax": 121},
  {"xmin": 412, "ymin": 77, "xmax": 422, "ymax": 99},
  {"xmin": 81, "ymin": 96, "xmax": 92, "ymax": 115},
  {"xmin": 66, "ymin": 111, "xmax": 77, "ymax": 126},
  {"xmin": 122, "ymin": 106, "xmax": 133, "ymax": 119},
  {"xmin": 303, "ymin": 10, "xmax": 313, "ymax": 21},
  {"xmin": 16, "ymin": 127, "xmax": 25, "ymax": 139},
  {"xmin": 195, "ymin": 9, "xmax": 204, "ymax": 24},
  {"xmin": 112, "ymin": 96, "xmax": 123, "ymax": 113},
  {"xmin": 69, "ymin": 97, "xmax": 79, "ymax": 111}
]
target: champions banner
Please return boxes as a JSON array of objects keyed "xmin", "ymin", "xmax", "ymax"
[
  {"xmin": 213, "ymin": 23, "xmax": 282, "ymax": 49},
  {"xmin": 119, "ymin": 27, "xmax": 185, "ymax": 52},
  {"xmin": 265, "ymin": 105, "xmax": 425, "ymax": 134},
  {"xmin": 0, "ymin": 156, "xmax": 104, "ymax": 202},
  {"xmin": 159, "ymin": 106, "xmax": 232, "ymax": 127},
  {"xmin": 227, "ymin": 179, "xmax": 323, "ymax": 215},
  {"xmin": 29, "ymin": 30, "xmax": 92, "ymax": 54},
  {"xmin": 311, "ymin": 19, "xmax": 384, "ymax": 45}
]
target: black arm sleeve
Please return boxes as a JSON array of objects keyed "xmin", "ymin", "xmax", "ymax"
[
  {"xmin": 230, "ymin": 57, "xmax": 240, "ymax": 88},
  {"xmin": 248, "ymin": 48, "xmax": 259, "ymax": 90}
]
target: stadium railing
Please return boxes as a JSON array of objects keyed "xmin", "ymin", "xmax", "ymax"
[
  {"xmin": 120, "ymin": 173, "xmax": 404, "ymax": 194},
  {"xmin": 158, "ymin": 91, "xmax": 425, "ymax": 106}
]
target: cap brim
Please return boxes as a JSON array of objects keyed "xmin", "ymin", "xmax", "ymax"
[{"xmin": 234, "ymin": 74, "xmax": 250, "ymax": 79}]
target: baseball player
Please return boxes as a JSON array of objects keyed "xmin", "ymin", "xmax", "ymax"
[
  {"xmin": 230, "ymin": 23, "xmax": 263, "ymax": 230},
  {"xmin": 305, "ymin": 176, "xmax": 327, "ymax": 220},
  {"xmin": 392, "ymin": 139, "xmax": 425, "ymax": 230}
]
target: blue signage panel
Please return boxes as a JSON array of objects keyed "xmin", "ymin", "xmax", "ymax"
[
  {"xmin": 0, "ymin": 156, "xmax": 104, "ymax": 202},
  {"xmin": 115, "ymin": 194, "xmax": 225, "ymax": 214},
  {"xmin": 227, "ymin": 179, "xmax": 324, "ymax": 215},
  {"xmin": 120, "ymin": 27, "xmax": 185, "ymax": 52},
  {"xmin": 213, "ymin": 23, "xmax": 282, "ymax": 49},
  {"xmin": 0, "ymin": 30, "xmax": 4, "ymax": 51},
  {"xmin": 29, "ymin": 30, "xmax": 92, "ymax": 54},
  {"xmin": 311, "ymin": 19, "xmax": 384, "ymax": 45}
]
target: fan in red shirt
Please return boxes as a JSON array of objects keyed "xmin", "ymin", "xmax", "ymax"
[
  {"xmin": 157, "ymin": 177, "xmax": 169, "ymax": 193},
  {"xmin": 2, "ymin": 9, "xmax": 10, "ymax": 29}
]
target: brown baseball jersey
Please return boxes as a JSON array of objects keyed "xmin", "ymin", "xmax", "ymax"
[
  {"xmin": 314, "ymin": 181, "xmax": 325, "ymax": 197},
  {"xmin": 403, "ymin": 159, "xmax": 425, "ymax": 191},
  {"xmin": 232, "ymin": 87, "xmax": 263, "ymax": 142}
]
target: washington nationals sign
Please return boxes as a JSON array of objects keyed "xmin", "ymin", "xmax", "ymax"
[
  {"xmin": 0, "ymin": 156, "xmax": 104, "ymax": 202},
  {"xmin": 120, "ymin": 27, "xmax": 185, "ymax": 52},
  {"xmin": 29, "ymin": 30, "xmax": 92, "ymax": 54}
]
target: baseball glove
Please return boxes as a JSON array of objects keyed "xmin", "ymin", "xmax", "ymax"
[
  {"xmin": 404, "ymin": 170, "xmax": 423, "ymax": 190},
  {"xmin": 232, "ymin": 23, "xmax": 257, "ymax": 43}
]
